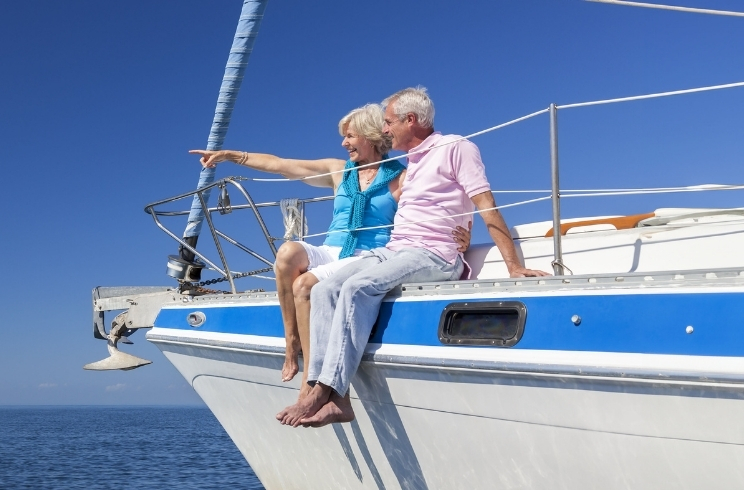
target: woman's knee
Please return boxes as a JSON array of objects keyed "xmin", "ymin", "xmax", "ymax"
[
  {"xmin": 274, "ymin": 242, "xmax": 308, "ymax": 274},
  {"xmin": 293, "ymin": 273, "xmax": 319, "ymax": 300}
]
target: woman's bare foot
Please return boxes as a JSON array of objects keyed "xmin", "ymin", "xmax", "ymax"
[
  {"xmin": 301, "ymin": 392, "xmax": 355, "ymax": 428},
  {"xmin": 281, "ymin": 340, "xmax": 301, "ymax": 382},
  {"xmin": 276, "ymin": 383, "xmax": 331, "ymax": 427}
]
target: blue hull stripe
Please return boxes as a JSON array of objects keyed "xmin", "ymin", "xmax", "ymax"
[{"xmin": 154, "ymin": 292, "xmax": 744, "ymax": 356}]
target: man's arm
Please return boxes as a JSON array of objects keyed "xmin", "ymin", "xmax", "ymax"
[{"xmin": 470, "ymin": 191, "xmax": 550, "ymax": 278}]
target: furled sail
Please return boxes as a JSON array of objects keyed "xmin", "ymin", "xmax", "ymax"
[{"xmin": 182, "ymin": 0, "xmax": 269, "ymax": 252}]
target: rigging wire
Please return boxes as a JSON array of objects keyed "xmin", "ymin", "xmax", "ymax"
[
  {"xmin": 558, "ymin": 81, "xmax": 744, "ymax": 110},
  {"xmin": 494, "ymin": 184, "xmax": 744, "ymax": 194},
  {"xmin": 586, "ymin": 0, "xmax": 744, "ymax": 18}
]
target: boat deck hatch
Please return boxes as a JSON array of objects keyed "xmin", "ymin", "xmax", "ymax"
[{"xmin": 437, "ymin": 301, "xmax": 527, "ymax": 347}]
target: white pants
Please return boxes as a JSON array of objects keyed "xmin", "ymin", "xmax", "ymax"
[{"xmin": 296, "ymin": 242, "xmax": 364, "ymax": 281}]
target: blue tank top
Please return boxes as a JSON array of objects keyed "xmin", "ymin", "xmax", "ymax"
[{"xmin": 324, "ymin": 178, "xmax": 398, "ymax": 250}]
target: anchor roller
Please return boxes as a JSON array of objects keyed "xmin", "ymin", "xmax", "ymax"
[{"xmin": 84, "ymin": 286, "xmax": 176, "ymax": 371}]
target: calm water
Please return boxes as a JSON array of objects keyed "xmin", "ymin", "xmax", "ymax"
[{"xmin": 0, "ymin": 406, "xmax": 264, "ymax": 489}]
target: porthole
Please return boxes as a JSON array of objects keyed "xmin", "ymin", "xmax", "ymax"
[{"xmin": 438, "ymin": 301, "xmax": 526, "ymax": 347}]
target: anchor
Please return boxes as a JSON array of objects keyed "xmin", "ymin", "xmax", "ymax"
[
  {"xmin": 84, "ymin": 311, "xmax": 152, "ymax": 371},
  {"xmin": 84, "ymin": 286, "xmax": 177, "ymax": 371}
]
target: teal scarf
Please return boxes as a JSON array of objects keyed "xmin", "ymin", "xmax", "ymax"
[{"xmin": 339, "ymin": 156, "xmax": 405, "ymax": 259}]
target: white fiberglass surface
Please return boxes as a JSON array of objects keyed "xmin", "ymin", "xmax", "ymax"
[
  {"xmin": 157, "ymin": 346, "xmax": 744, "ymax": 490},
  {"xmin": 469, "ymin": 218, "xmax": 744, "ymax": 279}
]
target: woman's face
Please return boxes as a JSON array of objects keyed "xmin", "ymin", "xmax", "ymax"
[{"xmin": 342, "ymin": 124, "xmax": 377, "ymax": 164}]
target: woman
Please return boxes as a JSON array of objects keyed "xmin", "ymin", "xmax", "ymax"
[{"xmin": 190, "ymin": 104, "xmax": 470, "ymax": 396}]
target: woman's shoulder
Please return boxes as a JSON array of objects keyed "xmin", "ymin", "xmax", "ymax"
[
  {"xmin": 329, "ymin": 159, "xmax": 352, "ymax": 189},
  {"xmin": 387, "ymin": 168, "xmax": 406, "ymax": 201}
]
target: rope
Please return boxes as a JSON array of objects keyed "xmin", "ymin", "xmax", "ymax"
[
  {"xmin": 183, "ymin": 0, "xmax": 268, "ymax": 238},
  {"xmin": 280, "ymin": 198, "xmax": 307, "ymax": 240},
  {"xmin": 586, "ymin": 0, "xmax": 744, "ymax": 18}
]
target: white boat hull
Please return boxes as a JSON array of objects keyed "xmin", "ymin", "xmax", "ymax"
[{"xmin": 151, "ymin": 328, "xmax": 744, "ymax": 490}]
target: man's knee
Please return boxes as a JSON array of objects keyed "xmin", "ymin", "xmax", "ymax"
[{"xmin": 310, "ymin": 279, "xmax": 333, "ymax": 303}]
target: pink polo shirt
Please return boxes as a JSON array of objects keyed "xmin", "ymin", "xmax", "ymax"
[{"xmin": 386, "ymin": 132, "xmax": 491, "ymax": 265}]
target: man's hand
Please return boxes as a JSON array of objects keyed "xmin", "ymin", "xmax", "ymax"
[
  {"xmin": 509, "ymin": 266, "xmax": 551, "ymax": 278},
  {"xmin": 452, "ymin": 221, "xmax": 472, "ymax": 253}
]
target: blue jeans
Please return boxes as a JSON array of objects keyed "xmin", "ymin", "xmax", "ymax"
[{"xmin": 307, "ymin": 247, "xmax": 464, "ymax": 396}]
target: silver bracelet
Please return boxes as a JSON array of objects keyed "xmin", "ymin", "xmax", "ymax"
[{"xmin": 238, "ymin": 151, "xmax": 248, "ymax": 165}]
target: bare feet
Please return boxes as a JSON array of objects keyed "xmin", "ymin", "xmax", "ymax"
[
  {"xmin": 301, "ymin": 392, "xmax": 355, "ymax": 428},
  {"xmin": 276, "ymin": 383, "xmax": 331, "ymax": 427},
  {"xmin": 298, "ymin": 381, "xmax": 312, "ymax": 401},
  {"xmin": 281, "ymin": 340, "xmax": 301, "ymax": 382}
]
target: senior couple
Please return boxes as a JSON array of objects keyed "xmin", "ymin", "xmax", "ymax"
[{"xmin": 192, "ymin": 87, "xmax": 548, "ymax": 428}]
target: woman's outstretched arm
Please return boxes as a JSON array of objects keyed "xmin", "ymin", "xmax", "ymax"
[{"xmin": 189, "ymin": 149, "xmax": 345, "ymax": 188}]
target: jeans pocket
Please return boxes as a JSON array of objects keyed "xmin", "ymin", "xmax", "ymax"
[
  {"xmin": 421, "ymin": 249, "xmax": 447, "ymax": 267},
  {"xmin": 449, "ymin": 255, "xmax": 465, "ymax": 281},
  {"xmin": 421, "ymin": 250, "xmax": 463, "ymax": 282}
]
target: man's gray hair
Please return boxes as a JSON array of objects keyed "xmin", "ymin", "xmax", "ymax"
[
  {"xmin": 382, "ymin": 86, "xmax": 435, "ymax": 129},
  {"xmin": 338, "ymin": 104, "xmax": 392, "ymax": 156}
]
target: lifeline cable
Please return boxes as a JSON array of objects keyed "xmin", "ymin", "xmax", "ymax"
[
  {"xmin": 586, "ymin": 0, "xmax": 744, "ymax": 18},
  {"xmin": 299, "ymin": 184, "xmax": 744, "ymax": 240}
]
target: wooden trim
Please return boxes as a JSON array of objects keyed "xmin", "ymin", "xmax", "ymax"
[{"xmin": 545, "ymin": 212, "xmax": 655, "ymax": 237}]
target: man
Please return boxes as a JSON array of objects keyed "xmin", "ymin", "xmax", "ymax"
[{"xmin": 277, "ymin": 87, "xmax": 548, "ymax": 427}]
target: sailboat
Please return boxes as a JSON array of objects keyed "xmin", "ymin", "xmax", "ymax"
[{"xmin": 85, "ymin": 1, "xmax": 744, "ymax": 488}]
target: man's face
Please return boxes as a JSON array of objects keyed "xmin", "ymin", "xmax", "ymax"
[{"xmin": 383, "ymin": 103, "xmax": 412, "ymax": 152}]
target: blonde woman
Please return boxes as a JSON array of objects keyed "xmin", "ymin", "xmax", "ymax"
[{"xmin": 190, "ymin": 104, "xmax": 470, "ymax": 397}]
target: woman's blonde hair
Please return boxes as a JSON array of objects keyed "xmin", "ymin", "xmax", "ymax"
[{"xmin": 338, "ymin": 104, "xmax": 392, "ymax": 156}]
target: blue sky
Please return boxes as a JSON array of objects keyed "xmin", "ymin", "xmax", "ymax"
[{"xmin": 1, "ymin": 0, "xmax": 743, "ymax": 405}]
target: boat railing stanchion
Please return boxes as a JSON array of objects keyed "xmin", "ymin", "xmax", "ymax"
[
  {"xmin": 549, "ymin": 103, "xmax": 565, "ymax": 276},
  {"xmin": 299, "ymin": 201, "xmax": 306, "ymax": 242},
  {"xmin": 229, "ymin": 179, "xmax": 278, "ymax": 257},
  {"xmin": 198, "ymin": 190, "xmax": 237, "ymax": 294}
]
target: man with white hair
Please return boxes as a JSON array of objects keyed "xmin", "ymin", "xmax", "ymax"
[{"xmin": 277, "ymin": 87, "xmax": 548, "ymax": 427}]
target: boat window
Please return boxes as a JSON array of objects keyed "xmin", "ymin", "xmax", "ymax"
[{"xmin": 438, "ymin": 301, "xmax": 526, "ymax": 347}]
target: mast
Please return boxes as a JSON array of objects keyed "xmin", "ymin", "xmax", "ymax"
[{"xmin": 178, "ymin": 0, "xmax": 269, "ymax": 268}]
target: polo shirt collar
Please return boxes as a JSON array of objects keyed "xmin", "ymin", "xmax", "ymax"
[{"xmin": 407, "ymin": 131, "xmax": 442, "ymax": 164}]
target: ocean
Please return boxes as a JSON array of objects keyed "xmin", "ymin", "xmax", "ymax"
[{"xmin": 0, "ymin": 406, "xmax": 264, "ymax": 489}]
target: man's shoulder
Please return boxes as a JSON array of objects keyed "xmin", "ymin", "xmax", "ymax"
[{"xmin": 439, "ymin": 134, "xmax": 480, "ymax": 151}]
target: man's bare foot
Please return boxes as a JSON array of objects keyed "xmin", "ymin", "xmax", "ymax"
[
  {"xmin": 300, "ymin": 392, "xmax": 355, "ymax": 428},
  {"xmin": 281, "ymin": 340, "xmax": 301, "ymax": 382},
  {"xmin": 297, "ymin": 381, "xmax": 312, "ymax": 401},
  {"xmin": 276, "ymin": 383, "xmax": 331, "ymax": 427}
]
